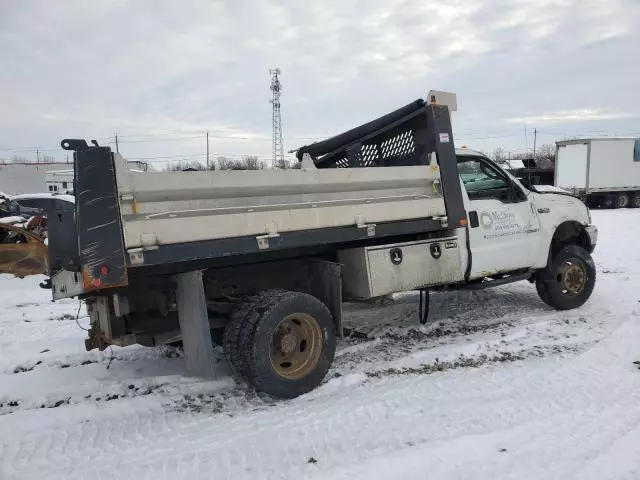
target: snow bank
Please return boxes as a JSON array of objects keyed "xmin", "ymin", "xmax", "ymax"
[{"xmin": 0, "ymin": 210, "xmax": 639, "ymax": 480}]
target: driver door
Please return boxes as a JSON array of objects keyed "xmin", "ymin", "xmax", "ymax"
[{"xmin": 459, "ymin": 156, "xmax": 540, "ymax": 280}]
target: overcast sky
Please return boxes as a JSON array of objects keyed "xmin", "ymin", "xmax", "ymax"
[{"xmin": 1, "ymin": 0, "xmax": 638, "ymax": 167}]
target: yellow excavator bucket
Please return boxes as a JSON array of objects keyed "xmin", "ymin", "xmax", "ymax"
[{"xmin": 0, "ymin": 223, "xmax": 49, "ymax": 277}]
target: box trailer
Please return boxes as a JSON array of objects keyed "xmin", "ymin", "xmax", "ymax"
[{"xmin": 555, "ymin": 138, "xmax": 640, "ymax": 208}]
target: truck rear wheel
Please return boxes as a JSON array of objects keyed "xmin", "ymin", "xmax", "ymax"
[
  {"xmin": 223, "ymin": 290, "xmax": 337, "ymax": 398},
  {"xmin": 616, "ymin": 193, "xmax": 630, "ymax": 208},
  {"xmin": 631, "ymin": 193, "xmax": 640, "ymax": 208},
  {"xmin": 535, "ymin": 245, "xmax": 596, "ymax": 310}
]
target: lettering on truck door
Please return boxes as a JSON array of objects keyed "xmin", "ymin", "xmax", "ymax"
[{"xmin": 458, "ymin": 156, "xmax": 540, "ymax": 279}]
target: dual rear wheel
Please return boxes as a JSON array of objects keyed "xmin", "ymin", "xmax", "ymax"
[
  {"xmin": 600, "ymin": 193, "xmax": 640, "ymax": 209},
  {"xmin": 223, "ymin": 290, "xmax": 337, "ymax": 399}
]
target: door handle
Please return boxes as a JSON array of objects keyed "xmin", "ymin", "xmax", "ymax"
[{"xmin": 468, "ymin": 211, "xmax": 479, "ymax": 228}]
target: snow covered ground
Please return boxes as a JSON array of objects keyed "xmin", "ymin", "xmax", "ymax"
[{"xmin": 1, "ymin": 210, "xmax": 639, "ymax": 480}]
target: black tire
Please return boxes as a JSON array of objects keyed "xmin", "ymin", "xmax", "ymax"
[
  {"xmin": 223, "ymin": 290, "xmax": 337, "ymax": 398},
  {"xmin": 616, "ymin": 193, "xmax": 630, "ymax": 208},
  {"xmin": 535, "ymin": 278, "xmax": 554, "ymax": 308},
  {"xmin": 535, "ymin": 245, "xmax": 596, "ymax": 310},
  {"xmin": 602, "ymin": 195, "xmax": 615, "ymax": 209},
  {"xmin": 223, "ymin": 293, "xmax": 266, "ymax": 380},
  {"xmin": 631, "ymin": 193, "xmax": 640, "ymax": 209}
]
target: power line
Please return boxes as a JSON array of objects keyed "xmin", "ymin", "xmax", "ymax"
[
  {"xmin": 114, "ymin": 135, "xmax": 206, "ymax": 144},
  {"xmin": 124, "ymin": 151, "xmax": 284, "ymax": 161}
]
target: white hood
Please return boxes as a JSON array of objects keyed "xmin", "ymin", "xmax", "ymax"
[{"xmin": 530, "ymin": 185, "xmax": 571, "ymax": 195}]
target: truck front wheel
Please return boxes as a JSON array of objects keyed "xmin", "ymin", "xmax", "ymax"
[
  {"xmin": 536, "ymin": 245, "xmax": 596, "ymax": 310},
  {"xmin": 223, "ymin": 290, "xmax": 337, "ymax": 398}
]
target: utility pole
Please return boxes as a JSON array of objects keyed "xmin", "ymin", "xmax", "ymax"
[
  {"xmin": 533, "ymin": 128, "xmax": 538, "ymax": 156},
  {"xmin": 36, "ymin": 147, "xmax": 40, "ymax": 163},
  {"xmin": 206, "ymin": 132, "xmax": 210, "ymax": 170},
  {"xmin": 115, "ymin": 134, "xmax": 119, "ymax": 153},
  {"xmin": 270, "ymin": 68, "xmax": 285, "ymax": 169}
]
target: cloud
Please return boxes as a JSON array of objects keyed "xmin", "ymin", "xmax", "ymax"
[
  {"xmin": 0, "ymin": 0, "xmax": 638, "ymax": 166},
  {"xmin": 504, "ymin": 109, "xmax": 639, "ymax": 124}
]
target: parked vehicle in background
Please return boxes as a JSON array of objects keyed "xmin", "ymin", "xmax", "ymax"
[
  {"xmin": 555, "ymin": 138, "xmax": 640, "ymax": 208},
  {"xmin": 45, "ymin": 169, "xmax": 75, "ymax": 194},
  {"xmin": 0, "ymin": 193, "xmax": 75, "ymax": 277},
  {"xmin": 507, "ymin": 158, "xmax": 555, "ymax": 187},
  {"xmin": 8, "ymin": 193, "xmax": 75, "ymax": 218}
]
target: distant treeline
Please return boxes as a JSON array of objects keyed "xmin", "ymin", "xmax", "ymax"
[{"xmin": 165, "ymin": 156, "xmax": 299, "ymax": 171}]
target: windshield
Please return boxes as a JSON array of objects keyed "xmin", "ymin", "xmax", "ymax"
[{"xmin": 458, "ymin": 156, "xmax": 509, "ymax": 192}]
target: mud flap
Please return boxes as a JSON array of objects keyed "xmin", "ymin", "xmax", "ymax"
[{"xmin": 308, "ymin": 259, "xmax": 343, "ymax": 338}]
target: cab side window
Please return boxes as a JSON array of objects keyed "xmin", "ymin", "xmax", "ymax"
[{"xmin": 458, "ymin": 157, "xmax": 520, "ymax": 202}]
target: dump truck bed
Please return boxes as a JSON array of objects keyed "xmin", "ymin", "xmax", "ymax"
[
  {"xmin": 49, "ymin": 98, "xmax": 465, "ymax": 299},
  {"xmin": 114, "ymin": 158, "xmax": 446, "ymax": 250}
]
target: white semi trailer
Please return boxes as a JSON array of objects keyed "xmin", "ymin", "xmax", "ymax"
[
  {"xmin": 44, "ymin": 92, "xmax": 598, "ymax": 398},
  {"xmin": 555, "ymin": 138, "xmax": 640, "ymax": 208}
]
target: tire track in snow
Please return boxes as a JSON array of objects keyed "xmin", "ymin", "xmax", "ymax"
[
  {"xmin": 4, "ymin": 316, "xmax": 637, "ymax": 480},
  {"xmin": 2, "ymin": 247, "xmax": 639, "ymax": 479}
]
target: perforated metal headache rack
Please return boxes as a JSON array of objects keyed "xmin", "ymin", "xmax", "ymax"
[{"xmin": 296, "ymin": 99, "xmax": 436, "ymax": 169}]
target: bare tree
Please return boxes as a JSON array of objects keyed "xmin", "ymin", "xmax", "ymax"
[
  {"xmin": 491, "ymin": 143, "xmax": 556, "ymax": 169},
  {"xmin": 166, "ymin": 160, "xmax": 207, "ymax": 171},
  {"xmin": 492, "ymin": 147, "xmax": 508, "ymax": 166},
  {"xmin": 274, "ymin": 158, "xmax": 290, "ymax": 169},
  {"xmin": 217, "ymin": 157, "xmax": 238, "ymax": 170},
  {"xmin": 535, "ymin": 144, "xmax": 555, "ymax": 167},
  {"xmin": 216, "ymin": 156, "xmax": 236, "ymax": 170},
  {"xmin": 167, "ymin": 155, "xmax": 289, "ymax": 172},
  {"xmin": 217, "ymin": 156, "xmax": 265, "ymax": 170},
  {"xmin": 244, "ymin": 156, "xmax": 264, "ymax": 170}
]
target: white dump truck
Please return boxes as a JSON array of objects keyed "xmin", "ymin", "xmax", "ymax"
[
  {"xmin": 44, "ymin": 92, "xmax": 598, "ymax": 398},
  {"xmin": 555, "ymin": 137, "xmax": 640, "ymax": 208}
]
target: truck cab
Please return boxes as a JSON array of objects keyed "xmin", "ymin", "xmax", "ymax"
[{"xmin": 455, "ymin": 147, "xmax": 596, "ymax": 280}]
